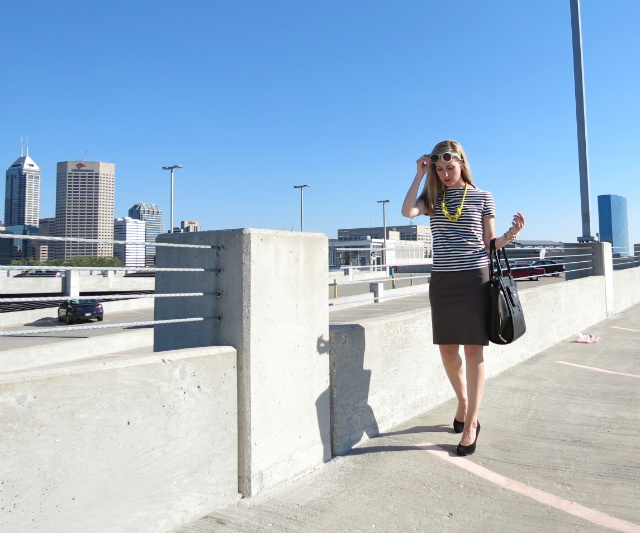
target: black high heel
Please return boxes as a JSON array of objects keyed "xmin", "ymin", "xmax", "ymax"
[
  {"xmin": 456, "ymin": 422, "xmax": 480, "ymax": 456},
  {"xmin": 453, "ymin": 418, "xmax": 464, "ymax": 433}
]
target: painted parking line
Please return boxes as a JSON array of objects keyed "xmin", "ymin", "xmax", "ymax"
[
  {"xmin": 554, "ymin": 361, "xmax": 640, "ymax": 379},
  {"xmin": 415, "ymin": 442, "xmax": 640, "ymax": 533},
  {"xmin": 611, "ymin": 326, "xmax": 640, "ymax": 333}
]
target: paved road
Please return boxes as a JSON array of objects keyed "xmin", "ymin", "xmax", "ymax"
[
  {"xmin": 0, "ymin": 308, "xmax": 154, "ymax": 352},
  {"xmin": 175, "ymin": 302, "xmax": 640, "ymax": 533}
]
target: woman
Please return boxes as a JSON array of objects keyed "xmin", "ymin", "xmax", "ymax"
[{"xmin": 401, "ymin": 139, "xmax": 525, "ymax": 456}]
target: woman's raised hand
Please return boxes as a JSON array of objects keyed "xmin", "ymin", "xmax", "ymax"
[
  {"xmin": 416, "ymin": 154, "xmax": 431, "ymax": 177},
  {"xmin": 511, "ymin": 212, "xmax": 526, "ymax": 235}
]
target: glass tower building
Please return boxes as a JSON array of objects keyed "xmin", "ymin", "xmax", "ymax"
[
  {"xmin": 4, "ymin": 150, "xmax": 41, "ymax": 260},
  {"xmin": 598, "ymin": 194, "xmax": 629, "ymax": 257}
]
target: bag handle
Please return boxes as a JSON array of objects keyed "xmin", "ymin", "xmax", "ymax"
[{"xmin": 489, "ymin": 238, "xmax": 514, "ymax": 280}]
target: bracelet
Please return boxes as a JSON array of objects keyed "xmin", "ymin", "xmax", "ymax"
[{"xmin": 503, "ymin": 228, "xmax": 518, "ymax": 243}]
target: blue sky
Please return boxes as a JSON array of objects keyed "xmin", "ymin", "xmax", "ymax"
[{"xmin": 1, "ymin": 0, "xmax": 638, "ymax": 248}]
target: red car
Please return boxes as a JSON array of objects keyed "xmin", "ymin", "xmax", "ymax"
[{"xmin": 500, "ymin": 263, "xmax": 546, "ymax": 281}]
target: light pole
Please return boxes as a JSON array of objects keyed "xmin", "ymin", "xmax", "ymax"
[
  {"xmin": 570, "ymin": 0, "xmax": 594, "ymax": 241},
  {"xmin": 377, "ymin": 200, "xmax": 390, "ymax": 269},
  {"xmin": 162, "ymin": 165, "xmax": 183, "ymax": 233},
  {"xmin": 293, "ymin": 185, "xmax": 310, "ymax": 231}
]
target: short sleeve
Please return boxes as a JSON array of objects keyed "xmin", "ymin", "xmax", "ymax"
[{"xmin": 483, "ymin": 191, "xmax": 496, "ymax": 217}]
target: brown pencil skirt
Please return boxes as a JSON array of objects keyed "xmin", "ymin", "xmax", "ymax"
[{"xmin": 429, "ymin": 267, "xmax": 491, "ymax": 346}]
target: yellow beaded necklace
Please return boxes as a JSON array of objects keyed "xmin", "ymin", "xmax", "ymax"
[{"xmin": 441, "ymin": 183, "xmax": 468, "ymax": 222}]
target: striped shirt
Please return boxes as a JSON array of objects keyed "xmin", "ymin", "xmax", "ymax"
[{"xmin": 429, "ymin": 186, "xmax": 496, "ymax": 271}]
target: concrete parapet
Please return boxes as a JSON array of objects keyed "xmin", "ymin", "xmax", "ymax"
[
  {"xmin": 154, "ymin": 228, "xmax": 331, "ymax": 497},
  {"xmin": 328, "ymin": 275, "xmax": 611, "ymax": 455},
  {"xmin": 0, "ymin": 346, "xmax": 239, "ymax": 533},
  {"xmin": 613, "ymin": 266, "xmax": 640, "ymax": 313}
]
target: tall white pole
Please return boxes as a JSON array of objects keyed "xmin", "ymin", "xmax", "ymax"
[
  {"xmin": 294, "ymin": 185, "xmax": 310, "ymax": 232},
  {"xmin": 163, "ymin": 165, "xmax": 182, "ymax": 233}
]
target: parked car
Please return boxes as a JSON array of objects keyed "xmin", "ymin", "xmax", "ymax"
[
  {"xmin": 500, "ymin": 263, "xmax": 546, "ymax": 281},
  {"xmin": 15, "ymin": 269, "xmax": 63, "ymax": 277},
  {"xmin": 530, "ymin": 259, "xmax": 565, "ymax": 276},
  {"xmin": 57, "ymin": 299, "xmax": 104, "ymax": 324}
]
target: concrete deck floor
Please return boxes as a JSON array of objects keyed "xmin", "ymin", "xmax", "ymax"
[{"xmin": 173, "ymin": 302, "xmax": 640, "ymax": 533}]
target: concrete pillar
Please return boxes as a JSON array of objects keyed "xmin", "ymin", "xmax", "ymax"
[
  {"xmin": 369, "ymin": 282, "xmax": 384, "ymax": 303},
  {"xmin": 154, "ymin": 228, "xmax": 330, "ymax": 497},
  {"xmin": 63, "ymin": 270, "xmax": 80, "ymax": 298},
  {"xmin": 592, "ymin": 241, "xmax": 614, "ymax": 317}
]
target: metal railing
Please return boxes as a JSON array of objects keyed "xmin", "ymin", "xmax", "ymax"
[{"xmin": 0, "ymin": 233, "xmax": 223, "ymax": 337}]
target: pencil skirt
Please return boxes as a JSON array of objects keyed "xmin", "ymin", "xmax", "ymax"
[{"xmin": 428, "ymin": 267, "xmax": 491, "ymax": 346}]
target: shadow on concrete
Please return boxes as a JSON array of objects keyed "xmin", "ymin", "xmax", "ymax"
[
  {"xmin": 329, "ymin": 324, "xmax": 380, "ymax": 456},
  {"xmin": 24, "ymin": 317, "xmax": 58, "ymax": 327},
  {"xmin": 379, "ymin": 424, "xmax": 454, "ymax": 437},
  {"xmin": 346, "ymin": 441, "xmax": 457, "ymax": 456}
]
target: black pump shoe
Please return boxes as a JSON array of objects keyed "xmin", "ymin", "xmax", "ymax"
[
  {"xmin": 456, "ymin": 422, "xmax": 480, "ymax": 456},
  {"xmin": 453, "ymin": 418, "xmax": 464, "ymax": 434}
]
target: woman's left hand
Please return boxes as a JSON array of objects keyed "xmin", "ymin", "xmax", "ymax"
[{"xmin": 510, "ymin": 212, "xmax": 525, "ymax": 235}]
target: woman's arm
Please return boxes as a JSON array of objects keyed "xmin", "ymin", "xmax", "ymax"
[
  {"xmin": 401, "ymin": 155, "xmax": 430, "ymax": 218},
  {"xmin": 483, "ymin": 212, "xmax": 526, "ymax": 251}
]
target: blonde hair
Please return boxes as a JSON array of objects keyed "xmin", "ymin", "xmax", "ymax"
[{"xmin": 418, "ymin": 139, "xmax": 474, "ymax": 216}]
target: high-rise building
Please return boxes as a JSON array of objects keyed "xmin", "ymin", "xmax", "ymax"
[
  {"xmin": 176, "ymin": 220, "xmax": 201, "ymax": 233},
  {"xmin": 4, "ymin": 149, "xmax": 41, "ymax": 227},
  {"xmin": 35, "ymin": 217, "xmax": 56, "ymax": 261},
  {"xmin": 128, "ymin": 203, "xmax": 163, "ymax": 266},
  {"xmin": 3, "ymin": 150, "xmax": 41, "ymax": 261},
  {"xmin": 54, "ymin": 161, "xmax": 115, "ymax": 259},
  {"xmin": 598, "ymin": 194, "xmax": 629, "ymax": 257},
  {"xmin": 114, "ymin": 217, "xmax": 146, "ymax": 267}
]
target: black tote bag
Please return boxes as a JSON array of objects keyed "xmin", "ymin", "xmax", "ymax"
[{"xmin": 488, "ymin": 239, "xmax": 526, "ymax": 344}]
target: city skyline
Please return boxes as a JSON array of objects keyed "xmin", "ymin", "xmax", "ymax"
[{"xmin": 1, "ymin": 1, "xmax": 638, "ymax": 248}]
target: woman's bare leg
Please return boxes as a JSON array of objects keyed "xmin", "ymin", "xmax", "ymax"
[
  {"xmin": 460, "ymin": 344, "xmax": 485, "ymax": 446},
  {"xmin": 439, "ymin": 345, "xmax": 467, "ymax": 422}
]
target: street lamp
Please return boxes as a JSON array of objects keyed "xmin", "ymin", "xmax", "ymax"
[
  {"xmin": 162, "ymin": 165, "xmax": 183, "ymax": 233},
  {"xmin": 377, "ymin": 200, "xmax": 390, "ymax": 269},
  {"xmin": 293, "ymin": 185, "xmax": 310, "ymax": 231}
]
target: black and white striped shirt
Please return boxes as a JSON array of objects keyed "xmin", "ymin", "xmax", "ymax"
[{"xmin": 429, "ymin": 186, "xmax": 496, "ymax": 272}]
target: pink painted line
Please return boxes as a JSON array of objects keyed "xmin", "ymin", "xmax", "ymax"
[
  {"xmin": 612, "ymin": 326, "xmax": 640, "ymax": 333},
  {"xmin": 554, "ymin": 361, "xmax": 640, "ymax": 379},
  {"xmin": 415, "ymin": 442, "xmax": 640, "ymax": 533}
]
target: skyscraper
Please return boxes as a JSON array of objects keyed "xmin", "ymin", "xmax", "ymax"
[
  {"xmin": 55, "ymin": 161, "xmax": 115, "ymax": 259},
  {"xmin": 128, "ymin": 203, "xmax": 163, "ymax": 266},
  {"xmin": 4, "ymin": 149, "xmax": 41, "ymax": 260},
  {"xmin": 4, "ymin": 149, "xmax": 41, "ymax": 227},
  {"xmin": 598, "ymin": 194, "xmax": 629, "ymax": 257}
]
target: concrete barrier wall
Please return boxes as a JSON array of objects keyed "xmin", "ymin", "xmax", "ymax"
[
  {"xmin": 0, "ymin": 275, "xmax": 153, "ymax": 295},
  {"xmin": 0, "ymin": 346, "xmax": 239, "ymax": 533},
  {"xmin": 329, "ymin": 275, "xmax": 609, "ymax": 455},
  {"xmin": 154, "ymin": 229, "xmax": 331, "ymax": 497},
  {"xmin": 613, "ymin": 266, "xmax": 640, "ymax": 313}
]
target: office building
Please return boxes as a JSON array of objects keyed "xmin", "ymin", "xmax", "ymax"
[
  {"xmin": 35, "ymin": 217, "xmax": 56, "ymax": 261},
  {"xmin": 3, "ymin": 150, "xmax": 41, "ymax": 261},
  {"xmin": 598, "ymin": 195, "xmax": 629, "ymax": 256},
  {"xmin": 338, "ymin": 224, "xmax": 432, "ymax": 245},
  {"xmin": 175, "ymin": 220, "xmax": 201, "ymax": 233},
  {"xmin": 54, "ymin": 161, "xmax": 115, "ymax": 259},
  {"xmin": 331, "ymin": 224, "xmax": 432, "ymax": 269},
  {"xmin": 128, "ymin": 203, "xmax": 163, "ymax": 266},
  {"xmin": 114, "ymin": 217, "xmax": 146, "ymax": 267},
  {"xmin": 4, "ymin": 149, "xmax": 41, "ymax": 227}
]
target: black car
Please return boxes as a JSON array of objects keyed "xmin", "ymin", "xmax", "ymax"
[
  {"xmin": 57, "ymin": 299, "xmax": 104, "ymax": 324},
  {"xmin": 530, "ymin": 259, "xmax": 565, "ymax": 276}
]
